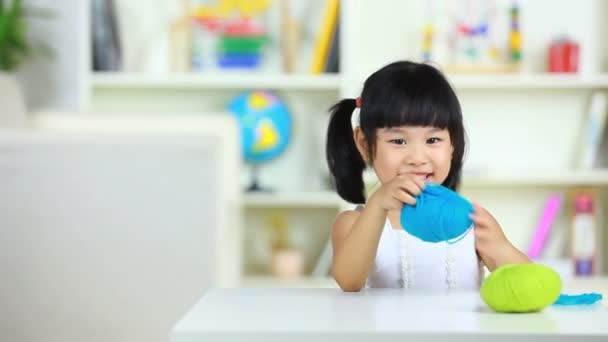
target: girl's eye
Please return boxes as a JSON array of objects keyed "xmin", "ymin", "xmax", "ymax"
[
  {"xmin": 427, "ymin": 137, "xmax": 442, "ymax": 144},
  {"xmin": 390, "ymin": 139, "xmax": 406, "ymax": 145}
]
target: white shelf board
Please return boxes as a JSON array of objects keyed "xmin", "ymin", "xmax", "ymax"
[
  {"xmin": 90, "ymin": 73, "xmax": 608, "ymax": 92},
  {"xmin": 449, "ymin": 73, "xmax": 608, "ymax": 90},
  {"xmin": 244, "ymin": 191, "xmax": 343, "ymax": 208},
  {"xmin": 244, "ymin": 170, "xmax": 608, "ymax": 208},
  {"xmin": 90, "ymin": 72, "xmax": 341, "ymax": 90},
  {"xmin": 462, "ymin": 169, "xmax": 608, "ymax": 187},
  {"xmin": 241, "ymin": 276, "xmax": 337, "ymax": 288}
]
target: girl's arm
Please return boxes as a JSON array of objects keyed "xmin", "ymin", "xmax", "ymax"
[
  {"xmin": 470, "ymin": 204, "xmax": 532, "ymax": 271},
  {"xmin": 332, "ymin": 175, "xmax": 425, "ymax": 291},
  {"xmin": 331, "ymin": 198, "xmax": 387, "ymax": 292}
]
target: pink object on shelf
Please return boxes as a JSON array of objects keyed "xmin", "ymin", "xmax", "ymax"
[{"xmin": 528, "ymin": 194, "xmax": 562, "ymax": 259}]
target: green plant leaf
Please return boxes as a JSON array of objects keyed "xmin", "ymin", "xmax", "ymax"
[
  {"xmin": 0, "ymin": 0, "xmax": 52, "ymax": 71},
  {"xmin": 0, "ymin": 11, "xmax": 10, "ymax": 43}
]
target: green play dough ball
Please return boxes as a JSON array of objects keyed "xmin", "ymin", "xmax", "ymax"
[{"xmin": 481, "ymin": 263, "xmax": 562, "ymax": 313}]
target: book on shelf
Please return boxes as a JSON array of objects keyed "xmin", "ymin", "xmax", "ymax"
[
  {"xmin": 598, "ymin": 124, "xmax": 608, "ymax": 169},
  {"xmin": 324, "ymin": 18, "xmax": 340, "ymax": 73},
  {"xmin": 309, "ymin": 0, "xmax": 339, "ymax": 74},
  {"xmin": 92, "ymin": 0, "xmax": 122, "ymax": 71},
  {"xmin": 279, "ymin": 0, "xmax": 300, "ymax": 73},
  {"xmin": 576, "ymin": 91, "xmax": 608, "ymax": 169}
]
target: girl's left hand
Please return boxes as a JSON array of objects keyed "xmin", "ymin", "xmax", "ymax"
[{"xmin": 469, "ymin": 204, "xmax": 515, "ymax": 271}]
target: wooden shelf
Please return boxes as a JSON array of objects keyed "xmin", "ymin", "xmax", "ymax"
[
  {"xmin": 90, "ymin": 73, "xmax": 341, "ymax": 91},
  {"xmin": 449, "ymin": 74, "xmax": 608, "ymax": 90},
  {"xmin": 244, "ymin": 191, "xmax": 343, "ymax": 208}
]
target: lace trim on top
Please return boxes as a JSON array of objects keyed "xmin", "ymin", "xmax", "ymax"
[
  {"xmin": 357, "ymin": 204, "xmax": 461, "ymax": 289},
  {"xmin": 398, "ymin": 230, "xmax": 413, "ymax": 288},
  {"xmin": 396, "ymin": 227, "xmax": 458, "ymax": 289}
]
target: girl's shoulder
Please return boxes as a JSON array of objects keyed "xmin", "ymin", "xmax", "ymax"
[
  {"xmin": 332, "ymin": 208, "xmax": 362, "ymax": 239},
  {"xmin": 333, "ymin": 204, "xmax": 365, "ymax": 228},
  {"xmin": 333, "ymin": 208, "xmax": 361, "ymax": 227}
]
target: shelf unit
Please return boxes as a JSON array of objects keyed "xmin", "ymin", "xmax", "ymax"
[
  {"xmin": 90, "ymin": 72, "xmax": 608, "ymax": 92},
  {"xmin": 90, "ymin": 73, "xmax": 342, "ymax": 91},
  {"xmin": 76, "ymin": 0, "xmax": 608, "ymax": 288}
]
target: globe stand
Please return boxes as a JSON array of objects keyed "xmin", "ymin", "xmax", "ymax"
[{"xmin": 246, "ymin": 165, "xmax": 271, "ymax": 192}]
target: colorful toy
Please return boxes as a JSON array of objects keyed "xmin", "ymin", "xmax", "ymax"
[
  {"xmin": 190, "ymin": 0, "xmax": 271, "ymax": 70},
  {"xmin": 421, "ymin": 23, "xmax": 434, "ymax": 62},
  {"xmin": 420, "ymin": 0, "xmax": 436, "ymax": 63},
  {"xmin": 421, "ymin": 0, "xmax": 521, "ymax": 72},
  {"xmin": 509, "ymin": 3, "xmax": 521, "ymax": 62}
]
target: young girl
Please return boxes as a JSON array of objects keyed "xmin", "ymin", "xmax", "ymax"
[{"xmin": 326, "ymin": 61, "xmax": 531, "ymax": 292}]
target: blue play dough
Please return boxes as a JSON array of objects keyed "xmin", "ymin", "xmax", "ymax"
[
  {"xmin": 553, "ymin": 293, "xmax": 603, "ymax": 305},
  {"xmin": 400, "ymin": 182, "xmax": 474, "ymax": 243}
]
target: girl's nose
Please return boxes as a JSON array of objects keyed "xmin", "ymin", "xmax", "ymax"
[{"xmin": 405, "ymin": 146, "xmax": 428, "ymax": 166}]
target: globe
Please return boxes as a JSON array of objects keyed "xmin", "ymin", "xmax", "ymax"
[{"xmin": 227, "ymin": 90, "xmax": 292, "ymax": 190}]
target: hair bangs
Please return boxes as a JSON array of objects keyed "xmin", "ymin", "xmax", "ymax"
[{"xmin": 369, "ymin": 77, "xmax": 456, "ymax": 130}]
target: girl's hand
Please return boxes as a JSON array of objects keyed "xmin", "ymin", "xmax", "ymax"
[
  {"xmin": 470, "ymin": 204, "xmax": 530, "ymax": 270},
  {"xmin": 368, "ymin": 174, "xmax": 425, "ymax": 212}
]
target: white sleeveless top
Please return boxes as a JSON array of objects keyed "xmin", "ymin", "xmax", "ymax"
[{"xmin": 362, "ymin": 207, "xmax": 483, "ymax": 290}]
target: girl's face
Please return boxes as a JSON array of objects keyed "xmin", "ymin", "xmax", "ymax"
[{"xmin": 361, "ymin": 125, "xmax": 454, "ymax": 185}]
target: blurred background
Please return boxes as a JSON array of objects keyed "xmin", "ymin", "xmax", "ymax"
[{"xmin": 1, "ymin": 0, "xmax": 608, "ymax": 341}]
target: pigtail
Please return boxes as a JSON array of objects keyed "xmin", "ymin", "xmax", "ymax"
[{"xmin": 326, "ymin": 99, "xmax": 366, "ymax": 204}]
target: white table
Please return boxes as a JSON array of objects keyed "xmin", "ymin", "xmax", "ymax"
[{"xmin": 172, "ymin": 280, "xmax": 608, "ymax": 342}]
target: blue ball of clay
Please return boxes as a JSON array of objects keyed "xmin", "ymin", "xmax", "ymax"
[{"xmin": 400, "ymin": 182, "xmax": 474, "ymax": 243}]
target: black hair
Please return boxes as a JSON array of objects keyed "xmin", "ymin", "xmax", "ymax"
[{"xmin": 326, "ymin": 61, "xmax": 466, "ymax": 204}]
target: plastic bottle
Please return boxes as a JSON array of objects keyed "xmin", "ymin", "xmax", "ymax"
[{"xmin": 572, "ymin": 193, "xmax": 596, "ymax": 276}]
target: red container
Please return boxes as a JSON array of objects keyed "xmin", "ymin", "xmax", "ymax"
[{"xmin": 549, "ymin": 38, "xmax": 579, "ymax": 73}]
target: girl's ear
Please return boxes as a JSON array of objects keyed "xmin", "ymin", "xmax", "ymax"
[{"xmin": 353, "ymin": 127, "xmax": 369, "ymax": 163}]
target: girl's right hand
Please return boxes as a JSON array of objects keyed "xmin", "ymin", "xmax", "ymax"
[{"xmin": 368, "ymin": 174, "xmax": 426, "ymax": 212}]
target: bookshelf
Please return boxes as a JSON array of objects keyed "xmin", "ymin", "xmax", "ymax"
[{"xmin": 73, "ymin": 0, "xmax": 608, "ymax": 288}]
